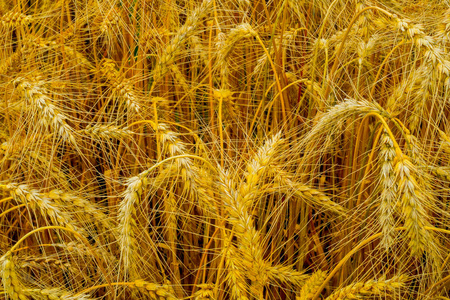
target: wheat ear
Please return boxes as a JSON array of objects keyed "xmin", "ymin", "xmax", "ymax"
[
  {"xmin": 378, "ymin": 130, "xmax": 397, "ymax": 250},
  {"xmin": 3, "ymin": 183, "xmax": 82, "ymax": 234},
  {"xmin": 118, "ymin": 175, "xmax": 146, "ymax": 280},
  {"xmin": 298, "ymin": 270, "xmax": 327, "ymax": 300},
  {"xmin": 24, "ymin": 288, "xmax": 92, "ymax": 300},
  {"xmin": 13, "ymin": 77, "xmax": 76, "ymax": 145},
  {"xmin": 1, "ymin": 252, "xmax": 28, "ymax": 300},
  {"xmin": 272, "ymin": 172, "xmax": 347, "ymax": 217},
  {"xmin": 325, "ymin": 275, "xmax": 407, "ymax": 300},
  {"xmin": 132, "ymin": 279, "xmax": 178, "ymax": 300},
  {"xmin": 152, "ymin": 0, "xmax": 212, "ymax": 84},
  {"xmin": 217, "ymin": 133, "xmax": 283, "ymax": 296},
  {"xmin": 223, "ymin": 243, "xmax": 250, "ymax": 300},
  {"xmin": 99, "ymin": 59, "xmax": 140, "ymax": 113},
  {"xmin": 193, "ymin": 284, "xmax": 215, "ymax": 300},
  {"xmin": 394, "ymin": 156, "xmax": 440, "ymax": 263}
]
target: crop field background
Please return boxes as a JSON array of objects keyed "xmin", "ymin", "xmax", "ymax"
[{"xmin": 1, "ymin": 0, "xmax": 450, "ymax": 299}]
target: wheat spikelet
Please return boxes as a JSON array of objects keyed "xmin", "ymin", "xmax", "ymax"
[
  {"xmin": 354, "ymin": 1, "xmax": 377, "ymax": 36},
  {"xmin": 356, "ymin": 35, "xmax": 378, "ymax": 67},
  {"xmin": 218, "ymin": 167, "xmax": 263, "ymax": 258},
  {"xmin": 55, "ymin": 241, "xmax": 116, "ymax": 266},
  {"xmin": 0, "ymin": 49, "xmax": 21, "ymax": 74},
  {"xmin": 96, "ymin": 7, "xmax": 122, "ymax": 46},
  {"xmin": 429, "ymin": 166, "xmax": 450, "ymax": 181},
  {"xmin": 58, "ymin": 13, "xmax": 90, "ymax": 41},
  {"xmin": 189, "ymin": 35, "xmax": 209, "ymax": 66},
  {"xmin": 218, "ymin": 168, "xmax": 264, "ymax": 297},
  {"xmin": 298, "ymin": 270, "xmax": 327, "ymax": 300},
  {"xmin": 18, "ymin": 34, "xmax": 93, "ymax": 70},
  {"xmin": 405, "ymin": 64, "xmax": 442, "ymax": 134},
  {"xmin": 213, "ymin": 89, "xmax": 236, "ymax": 121},
  {"xmin": 324, "ymin": 275, "xmax": 407, "ymax": 300},
  {"xmin": 60, "ymin": 45, "xmax": 93, "ymax": 69},
  {"xmin": 117, "ymin": 144, "xmax": 180, "ymax": 280},
  {"xmin": 170, "ymin": 64, "xmax": 191, "ymax": 93},
  {"xmin": 27, "ymin": 151, "xmax": 69, "ymax": 187},
  {"xmin": 0, "ymin": 140, "xmax": 70, "ymax": 187},
  {"xmin": 439, "ymin": 130, "xmax": 450, "ymax": 154},
  {"xmin": 217, "ymin": 23, "xmax": 257, "ymax": 70},
  {"xmin": 239, "ymin": 132, "xmax": 283, "ymax": 207},
  {"xmin": 302, "ymin": 99, "xmax": 387, "ymax": 151},
  {"xmin": 391, "ymin": 16, "xmax": 450, "ymax": 76}
]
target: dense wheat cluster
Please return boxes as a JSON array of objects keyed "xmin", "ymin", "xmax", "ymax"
[{"xmin": 1, "ymin": 0, "xmax": 450, "ymax": 299}]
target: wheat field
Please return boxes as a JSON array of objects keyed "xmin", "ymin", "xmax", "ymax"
[{"xmin": 1, "ymin": 0, "xmax": 450, "ymax": 299}]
